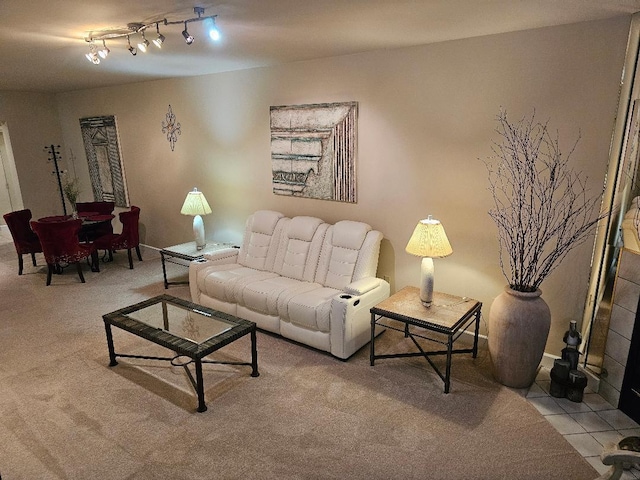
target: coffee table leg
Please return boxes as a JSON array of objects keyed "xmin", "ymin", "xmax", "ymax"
[
  {"xmin": 104, "ymin": 322, "xmax": 118, "ymax": 367},
  {"xmin": 195, "ymin": 359, "xmax": 207, "ymax": 413},
  {"xmin": 161, "ymin": 252, "xmax": 169, "ymax": 289},
  {"xmin": 250, "ymin": 328, "xmax": 260, "ymax": 377}
]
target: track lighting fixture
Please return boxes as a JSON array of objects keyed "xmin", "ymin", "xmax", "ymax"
[
  {"xmin": 84, "ymin": 7, "xmax": 221, "ymax": 64},
  {"xmin": 127, "ymin": 36, "xmax": 137, "ymax": 56},
  {"xmin": 153, "ymin": 23, "xmax": 165, "ymax": 48},
  {"xmin": 137, "ymin": 31, "xmax": 150, "ymax": 52},
  {"xmin": 182, "ymin": 22, "xmax": 195, "ymax": 45}
]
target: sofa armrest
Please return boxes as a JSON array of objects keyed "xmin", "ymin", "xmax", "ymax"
[
  {"xmin": 202, "ymin": 247, "xmax": 239, "ymax": 264},
  {"xmin": 344, "ymin": 277, "xmax": 383, "ymax": 296},
  {"xmin": 330, "ymin": 277, "xmax": 391, "ymax": 359},
  {"xmin": 189, "ymin": 248, "xmax": 240, "ymax": 303}
]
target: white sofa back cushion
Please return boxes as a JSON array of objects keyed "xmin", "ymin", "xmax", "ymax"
[
  {"xmin": 237, "ymin": 210, "xmax": 285, "ymax": 271},
  {"xmin": 316, "ymin": 220, "xmax": 372, "ymax": 290},
  {"xmin": 273, "ymin": 216, "xmax": 328, "ymax": 282}
]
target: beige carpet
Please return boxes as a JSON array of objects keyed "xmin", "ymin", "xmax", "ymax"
[{"xmin": 0, "ymin": 240, "xmax": 598, "ymax": 479}]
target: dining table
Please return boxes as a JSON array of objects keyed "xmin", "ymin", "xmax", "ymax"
[
  {"xmin": 37, "ymin": 211, "xmax": 115, "ymax": 247},
  {"xmin": 34, "ymin": 212, "xmax": 114, "ymax": 275}
]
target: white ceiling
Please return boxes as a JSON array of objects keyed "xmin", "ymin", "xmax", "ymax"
[{"xmin": 2, "ymin": 0, "xmax": 640, "ymax": 93}]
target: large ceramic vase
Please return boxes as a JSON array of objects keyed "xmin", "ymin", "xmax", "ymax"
[{"xmin": 488, "ymin": 286, "xmax": 551, "ymax": 388}]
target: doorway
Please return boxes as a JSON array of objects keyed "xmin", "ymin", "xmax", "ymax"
[{"xmin": 0, "ymin": 123, "xmax": 23, "ymax": 225}]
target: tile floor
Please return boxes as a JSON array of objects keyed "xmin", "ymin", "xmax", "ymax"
[{"xmin": 528, "ymin": 368, "xmax": 640, "ymax": 478}]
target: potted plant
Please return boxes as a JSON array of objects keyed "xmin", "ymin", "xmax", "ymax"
[
  {"xmin": 61, "ymin": 174, "xmax": 81, "ymax": 218},
  {"xmin": 483, "ymin": 109, "xmax": 604, "ymax": 388}
]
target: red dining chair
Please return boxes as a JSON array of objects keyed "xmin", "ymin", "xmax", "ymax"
[
  {"xmin": 3, "ymin": 209, "xmax": 43, "ymax": 275},
  {"xmin": 76, "ymin": 201, "xmax": 115, "ymax": 240},
  {"xmin": 30, "ymin": 218, "xmax": 99, "ymax": 285},
  {"xmin": 93, "ymin": 206, "xmax": 142, "ymax": 269}
]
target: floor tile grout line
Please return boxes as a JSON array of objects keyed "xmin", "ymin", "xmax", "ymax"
[{"xmin": 528, "ymin": 367, "xmax": 640, "ymax": 472}]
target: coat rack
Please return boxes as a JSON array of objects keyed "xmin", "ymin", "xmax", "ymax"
[{"xmin": 45, "ymin": 144, "xmax": 67, "ymax": 215}]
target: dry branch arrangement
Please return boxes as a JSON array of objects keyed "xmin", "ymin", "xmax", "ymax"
[
  {"xmin": 483, "ymin": 109, "xmax": 605, "ymax": 292},
  {"xmin": 61, "ymin": 173, "xmax": 81, "ymax": 206}
]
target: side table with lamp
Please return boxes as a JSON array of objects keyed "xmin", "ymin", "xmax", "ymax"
[
  {"xmin": 369, "ymin": 215, "xmax": 482, "ymax": 393},
  {"xmin": 161, "ymin": 188, "xmax": 236, "ymax": 288},
  {"xmin": 160, "ymin": 241, "xmax": 235, "ymax": 288},
  {"xmin": 180, "ymin": 187, "xmax": 212, "ymax": 250}
]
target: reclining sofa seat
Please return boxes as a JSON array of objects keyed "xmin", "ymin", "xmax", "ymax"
[{"xmin": 189, "ymin": 210, "xmax": 390, "ymax": 359}]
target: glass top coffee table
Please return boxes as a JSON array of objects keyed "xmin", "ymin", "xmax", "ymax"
[{"xmin": 102, "ymin": 294, "xmax": 259, "ymax": 412}]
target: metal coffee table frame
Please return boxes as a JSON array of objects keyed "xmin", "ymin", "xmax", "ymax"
[{"xmin": 103, "ymin": 294, "xmax": 259, "ymax": 412}]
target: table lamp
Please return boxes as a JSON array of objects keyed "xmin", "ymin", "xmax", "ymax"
[
  {"xmin": 180, "ymin": 188, "xmax": 212, "ymax": 250},
  {"xmin": 405, "ymin": 215, "xmax": 453, "ymax": 307}
]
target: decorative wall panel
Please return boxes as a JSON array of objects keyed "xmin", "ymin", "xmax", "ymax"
[
  {"xmin": 79, "ymin": 116, "xmax": 129, "ymax": 207},
  {"xmin": 270, "ymin": 102, "xmax": 357, "ymax": 202}
]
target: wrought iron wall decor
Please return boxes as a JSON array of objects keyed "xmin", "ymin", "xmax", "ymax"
[
  {"xmin": 79, "ymin": 116, "xmax": 130, "ymax": 207},
  {"xmin": 161, "ymin": 105, "xmax": 181, "ymax": 151},
  {"xmin": 270, "ymin": 102, "xmax": 358, "ymax": 203}
]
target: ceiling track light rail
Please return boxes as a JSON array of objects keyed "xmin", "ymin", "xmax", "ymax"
[{"xmin": 84, "ymin": 6, "xmax": 220, "ymax": 64}]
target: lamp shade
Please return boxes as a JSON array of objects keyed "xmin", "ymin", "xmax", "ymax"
[
  {"xmin": 180, "ymin": 188, "xmax": 212, "ymax": 216},
  {"xmin": 405, "ymin": 215, "xmax": 453, "ymax": 258}
]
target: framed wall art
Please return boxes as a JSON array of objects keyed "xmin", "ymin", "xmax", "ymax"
[{"xmin": 270, "ymin": 101, "xmax": 358, "ymax": 203}]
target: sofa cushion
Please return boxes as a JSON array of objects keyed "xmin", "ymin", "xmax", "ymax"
[
  {"xmin": 283, "ymin": 287, "xmax": 341, "ymax": 333},
  {"xmin": 237, "ymin": 210, "xmax": 285, "ymax": 271},
  {"xmin": 241, "ymin": 276, "xmax": 319, "ymax": 316},
  {"xmin": 315, "ymin": 221, "xmax": 371, "ymax": 290},
  {"xmin": 332, "ymin": 220, "xmax": 370, "ymax": 250},
  {"xmin": 273, "ymin": 217, "xmax": 328, "ymax": 282},
  {"xmin": 197, "ymin": 264, "xmax": 277, "ymax": 304}
]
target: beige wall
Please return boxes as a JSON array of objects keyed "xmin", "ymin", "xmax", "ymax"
[
  {"xmin": 0, "ymin": 92, "xmax": 64, "ymax": 217},
  {"xmin": 8, "ymin": 16, "xmax": 632, "ymax": 355}
]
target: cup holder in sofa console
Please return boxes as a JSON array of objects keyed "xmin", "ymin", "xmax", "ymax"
[{"xmin": 339, "ymin": 294, "xmax": 360, "ymax": 306}]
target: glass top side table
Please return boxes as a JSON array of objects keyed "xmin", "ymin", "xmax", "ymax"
[{"xmin": 160, "ymin": 241, "xmax": 235, "ymax": 288}]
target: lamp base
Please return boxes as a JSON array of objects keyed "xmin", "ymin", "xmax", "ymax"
[
  {"xmin": 193, "ymin": 214, "xmax": 206, "ymax": 250},
  {"xmin": 420, "ymin": 257, "xmax": 434, "ymax": 307}
]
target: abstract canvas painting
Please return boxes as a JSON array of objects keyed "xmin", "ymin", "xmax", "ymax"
[{"xmin": 270, "ymin": 102, "xmax": 357, "ymax": 202}]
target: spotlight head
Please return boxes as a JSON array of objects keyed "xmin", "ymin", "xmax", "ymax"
[
  {"xmin": 182, "ymin": 23, "xmax": 194, "ymax": 45},
  {"xmin": 137, "ymin": 31, "xmax": 150, "ymax": 52},
  {"xmin": 85, "ymin": 52, "xmax": 100, "ymax": 64},
  {"xmin": 204, "ymin": 17, "xmax": 221, "ymax": 41},
  {"xmin": 85, "ymin": 42, "xmax": 101, "ymax": 64},
  {"xmin": 153, "ymin": 33, "xmax": 165, "ymax": 48},
  {"xmin": 138, "ymin": 38, "xmax": 150, "ymax": 53},
  {"xmin": 98, "ymin": 40, "xmax": 110, "ymax": 59}
]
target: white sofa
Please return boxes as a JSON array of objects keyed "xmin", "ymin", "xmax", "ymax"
[{"xmin": 189, "ymin": 210, "xmax": 390, "ymax": 359}]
